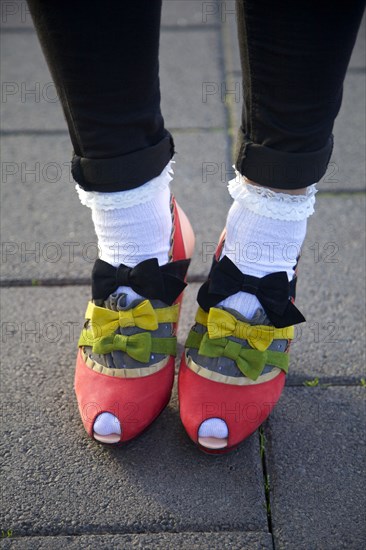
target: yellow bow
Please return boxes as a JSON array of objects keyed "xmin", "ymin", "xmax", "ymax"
[
  {"xmin": 85, "ymin": 300, "xmax": 160, "ymax": 338},
  {"xmin": 197, "ymin": 307, "xmax": 294, "ymax": 352}
]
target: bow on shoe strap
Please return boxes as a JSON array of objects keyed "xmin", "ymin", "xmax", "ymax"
[
  {"xmin": 200, "ymin": 307, "xmax": 294, "ymax": 351},
  {"xmin": 92, "ymin": 258, "xmax": 190, "ymax": 304},
  {"xmin": 197, "ymin": 255, "xmax": 305, "ymax": 328},
  {"xmin": 79, "ymin": 331, "xmax": 177, "ymax": 363},
  {"xmin": 186, "ymin": 331, "xmax": 289, "ymax": 381},
  {"xmin": 85, "ymin": 301, "xmax": 179, "ymax": 339}
]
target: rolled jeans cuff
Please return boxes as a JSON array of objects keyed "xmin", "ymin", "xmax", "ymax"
[
  {"xmin": 71, "ymin": 131, "xmax": 175, "ymax": 192},
  {"xmin": 235, "ymin": 130, "xmax": 334, "ymax": 189}
]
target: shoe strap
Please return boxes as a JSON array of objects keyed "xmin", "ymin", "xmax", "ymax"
[
  {"xmin": 186, "ymin": 330, "xmax": 288, "ymax": 381},
  {"xmin": 197, "ymin": 255, "xmax": 304, "ymax": 328},
  {"xmin": 92, "ymin": 257, "xmax": 190, "ymax": 303},
  {"xmin": 79, "ymin": 330, "xmax": 177, "ymax": 363},
  {"xmin": 196, "ymin": 307, "xmax": 294, "ymax": 351},
  {"xmin": 85, "ymin": 301, "xmax": 179, "ymax": 338}
]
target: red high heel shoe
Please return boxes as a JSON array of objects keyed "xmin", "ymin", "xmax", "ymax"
[
  {"xmin": 75, "ymin": 196, "xmax": 195, "ymax": 444},
  {"xmin": 178, "ymin": 232, "xmax": 304, "ymax": 453}
]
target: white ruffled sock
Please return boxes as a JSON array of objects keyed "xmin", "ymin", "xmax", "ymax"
[
  {"xmin": 77, "ymin": 162, "xmax": 174, "ymax": 439},
  {"xmin": 76, "ymin": 161, "xmax": 174, "ymax": 305},
  {"xmin": 219, "ymin": 172, "xmax": 317, "ymax": 320}
]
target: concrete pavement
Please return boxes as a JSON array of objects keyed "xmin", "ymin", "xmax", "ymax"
[{"xmin": 1, "ymin": 2, "xmax": 365, "ymax": 548}]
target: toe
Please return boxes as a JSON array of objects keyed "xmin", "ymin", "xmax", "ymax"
[
  {"xmin": 93, "ymin": 412, "xmax": 121, "ymax": 444},
  {"xmin": 198, "ymin": 418, "xmax": 228, "ymax": 449}
]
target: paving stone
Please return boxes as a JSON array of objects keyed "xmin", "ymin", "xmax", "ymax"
[
  {"xmin": 0, "ymin": 31, "xmax": 67, "ymax": 131},
  {"xmin": 0, "ymin": 130, "xmax": 229, "ymax": 281},
  {"xmin": 291, "ymin": 194, "xmax": 365, "ymax": 383},
  {"xmin": 162, "ymin": 0, "xmax": 217, "ymax": 27},
  {"xmin": 0, "ymin": 134, "xmax": 96, "ymax": 281},
  {"xmin": 327, "ymin": 73, "xmax": 366, "ymax": 191},
  {"xmin": 160, "ymin": 28, "xmax": 225, "ymax": 129},
  {"xmin": 1, "ymin": 532, "xmax": 273, "ymax": 550},
  {"xmin": 221, "ymin": 0, "xmax": 241, "ymax": 76},
  {"xmin": 1, "ymin": 28, "xmax": 225, "ymax": 131},
  {"xmin": 0, "ymin": 286, "xmax": 268, "ymax": 538},
  {"xmin": 0, "ymin": 0, "xmax": 34, "ymax": 29},
  {"xmin": 170, "ymin": 131, "xmax": 231, "ymax": 277},
  {"xmin": 264, "ymin": 387, "xmax": 366, "ymax": 550},
  {"xmin": 349, "ymin": 11, "xmax": 366, "ymax": 70}
]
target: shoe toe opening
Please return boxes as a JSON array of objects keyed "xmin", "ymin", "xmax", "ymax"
[
  {"xmin": 198, "ymin": 418, "xmax": 228, "ymax": 449},
  {"xmin": 93, "ymin": 412, "xmax": 121, "ymax": 444}
]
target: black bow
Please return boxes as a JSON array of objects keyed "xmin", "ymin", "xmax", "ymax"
[
  {"xmin": 92, "ymin": 258, "xmax": 190, "ymax": 305},
  {"xmin": 197, "ymin": 255, "xmax": 305, "ymax": 328}
]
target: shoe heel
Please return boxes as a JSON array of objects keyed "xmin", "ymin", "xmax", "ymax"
[{"xmin": 176, "ymin": 202, "xmax": 195, "ymax": 259}]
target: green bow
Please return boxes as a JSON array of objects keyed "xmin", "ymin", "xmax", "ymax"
[
  {"xmin": 79, "ymin": 330, "xmax": 176, "ymax": 363},
  {"xmin": 186, "ymin": 331, "xmax": 288, "ymax": 381}
]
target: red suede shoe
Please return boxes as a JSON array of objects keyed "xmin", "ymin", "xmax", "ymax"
[
  {"xmin": 178, "ymin": 232, "xmax": 304, "ymax": 453},
  {"xmin": 75, "ymin": 196, "xmax": 195, "ymax": 444}
]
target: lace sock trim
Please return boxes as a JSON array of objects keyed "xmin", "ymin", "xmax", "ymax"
[
  {"xmin": 76, "ymin": 161, "xmax": 174, "ymax": 210},
  {"xmin": 228, "ymin": 170, "xmax": 317, "ymax": 221}
]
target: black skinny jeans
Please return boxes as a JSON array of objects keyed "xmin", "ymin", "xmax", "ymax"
[{"xmin": 27, "ymin": 0, "xmax": 365, "ymax": 191}]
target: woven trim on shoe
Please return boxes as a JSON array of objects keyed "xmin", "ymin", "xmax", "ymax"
[
  {"xmin": 81, "ymin": 349, "xmax": 170, "ymax": 378},
  {"xmin": 185, "ymin": 351, "xmax": 282, "ymax": 385}
]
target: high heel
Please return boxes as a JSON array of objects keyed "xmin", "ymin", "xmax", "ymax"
[
  {"xmin": 75, "ymin": 196, "xmax": 195, "ymax": 444},
  {"xmin": 178, "ymin": 232, "xmax": 303, "ymax": 453}
]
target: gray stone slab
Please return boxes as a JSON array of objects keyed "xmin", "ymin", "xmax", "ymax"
[
  {"xmin": 327, "ymin": 73, "xmax": 366, "ymax": 191},
  {"xmin": 0, "ymin": 134, "xmax": 96, "ymax": 280},
  {"xmin": 264, "ymin": 387, "xmax": 366, "ymax": 550},
  {"xmin": 1, "ymin": 532, "xmax": 273, "ymax": 550},
  {"xmin": 349, "ymin": 11, "xmax": 366, "ymax": 70},
  {"xmin": 170, "ymin": 131, "xmax": 231, "ymax": 277},
  {"xmin": 161, "ymin": 0, "xmax": 218, "ymax": 27},
  {"xmin": 0, "ymin": 32, "xmax": 67, "ymax": 131},
  {"xmin": 0, "ymin": 130, "xmax": 229, "ymax": 280},
  {"xmin": 1, "ymin": 28, "xmax": 225, "ymax": 131},
  {"xmin": 0, "ymin": 286, "xmax": 268, "ymax": 537},
  {"xmin": 221, "ymin": 0, "xmax": 241, "ymax": 76},
  {"xmin": 160, "ymin": 28, "xmax": 225, "ymax": 129},
  {"xmin": 291, "ymin": 194, "xmax": 365, "ymax": 383},
  {"xmin": 0, "ymin": 0, "xmax": 34, "ymax": 29}
]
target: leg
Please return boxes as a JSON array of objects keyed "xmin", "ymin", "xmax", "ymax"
[
  {"xmin": 235, "ymin": 0, "xmax": 365, "ymax": 189},
  {"xmin": 27, "ymin": 0, "xmax": 176, "ymax": 276},
  {"xmin": 27, "ymin": 0, "xmax": 195, "ymax": 444},
  {"xmin": 27, "ymin": 0, "xmax": 173, "ymax": 190},
  {"xmin": 179, "ymin": 0, "xmax": 365, "ymax": 451}
]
